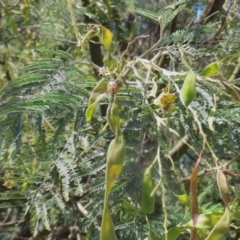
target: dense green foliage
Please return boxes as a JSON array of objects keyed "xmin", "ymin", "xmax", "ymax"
[{"xmin": 1, "ymin": 0, "xmax": 240, "ymax": 239}]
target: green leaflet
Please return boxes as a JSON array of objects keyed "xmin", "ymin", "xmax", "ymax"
[
  {"xmin": 140, "ymin": 168, "xmax": 155, "ymax": 214},
  {"xmin": 205, "ymin": 207, "xmax": 231, "ymax": 240},
  {"xmin": 175, "ymin": 194, "xmax": 190, "ymax": 206},
  {"xmin": 166, "ymin": 226, "xmax": 183, "ymax": 240},
  {"xmin": 180, "ymin": 69, "xmax": 196, "ymax": 107},
  {"xmin": 101, "ymin": 26, "xmax": 113, "ymax": 51},
  {"xmin": 200, "ymin": 54, "xmax": 240, "ymax": 77}
]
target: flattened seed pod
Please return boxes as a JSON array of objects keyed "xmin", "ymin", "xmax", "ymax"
[
  {"xmin": 141, "ymin": 168, "xmax": 155, "ymax": 214},
  {"xmin": 100, "ymin": 203, "xmax": 118, "ymax": 240},
  {"xmin": 105, "ymin": 134, "xmax": 126, "ymax": 194},
  {"xmin": 205, "ymin": 207, "xmax": 230, "ymax": 240},
  {"xmin": 217, "ymin": 168, "xmax": 230, "ymax": 206},
  {"xmin": 106, "ymin": 104, "xmax": 120, "ymax": 135}
]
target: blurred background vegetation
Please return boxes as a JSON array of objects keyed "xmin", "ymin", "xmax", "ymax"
[{"xmin": 1, "ymin": 0, "xmax": 240, "ymax": 239}]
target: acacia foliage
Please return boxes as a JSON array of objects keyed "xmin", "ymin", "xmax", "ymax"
[{"xmin": 1, "ymin": 0, "xmax": 240, "ymax": 239}]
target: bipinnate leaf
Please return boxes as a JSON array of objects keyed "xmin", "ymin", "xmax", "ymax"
[
  {"xmin": 101, "ymin": 26, "xmax": 113, "ymax": 51},
  {"xmin": 205, "ymin": 207, "xmax": 231, "ymax": 240},
  {"xmin": 217, "ymin": 167, "xmax": 230, "ymax": 206}
]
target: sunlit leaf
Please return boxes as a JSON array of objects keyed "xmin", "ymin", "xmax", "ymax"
[
  {"xmin": 166, "ymin": 226, "xmax": 183, "ymax": 240},
  {"xmin": 200, "ymin": 62, "xmax": 220, "ymax": 77},
  {"xmin": 175, "ymin": 194, "xmax": 190, "ymax": 205},
  {"xmin": 101, "ymin": 26, "xmax": 113, "ymax": 51}
]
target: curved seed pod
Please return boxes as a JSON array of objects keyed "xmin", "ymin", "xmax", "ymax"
[
  {"xmin": 100, "ymin": 203, "xmax": 118, "ymax": 240},
  {"xmin": 141, "ymin": 168, "xmax": 155, "ymax": 214},
  {"xmin": 107, "ymin": 104, "xmax": 121, "ymax": 136},
  {"xmin": 105, "ymin": 134, "xmax": 126, "ymax": 195},
  {"xmin": 186, "ymin": 212, "xmax": 222, "ymax": 229},
  {"xmin": 86, "ymin": 93, "xmax": 106, "ymax": 122},
  {"xmin": 86, "ymin": 79, "xmax": 107, "ymax": 121},
  {"xmin": 220, "ymin": 80, "xmax": 240, "ymax": 103},
  {"xmin": 217, "ymin": 168, "xmax": 230, "ymax": 206},
  {"xmin": 88, "ymin": 78, "xmax": 107, "ymax": 106},
  {"xmin": 101, "ymin": 103, "xmax": 125, "ymax": 240},
  {"xmin": 180, "ymin": 69, "xmax": 196, "ymax": 107},
  {"xmin": 205, "ymin": 207, "xmax": 231, "ymax": 240}
]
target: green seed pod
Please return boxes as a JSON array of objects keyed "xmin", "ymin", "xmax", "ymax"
[
  {"xmin": 100, "ymin": 203, "xmax": 118, "ymax": 240},
  {"xmin": 186, "ymin": 212, "xmax": 222, "ymax": 229},
  {"xmin": 101, "ymin": 103, "xmax": 125, "ymax": 240},
  {"xmin": 86, "ymin": 78, "xmax": 107, "ymax": 121},
  {"xmin": 88, "ymin": 78, "xmax": 107, "ymax": 106},
  {"xmin": 205, "ymin": 207, "xmax": 230, "ymax": 240},
  {"xmin": 217, "ymin": 168, "xmax": 230, "ymax": 206},
  {"xmin": 141, "ymin": 168, "xmax": 155, "ymax": 214},
  {"xmin": 106, "ymin": 134, "xmax": 126, "ymax": 195},
  {"xmin": 107, "ymin": 104, "xmax": 121, "ymax": 136},
  {"xmin": 180, "ymin": 69, "xmax": 196, "ymax": 107}
]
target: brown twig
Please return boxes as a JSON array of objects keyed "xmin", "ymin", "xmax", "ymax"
[{"xmin": 178, "ymin": 157, "xmax": 238, "ymax": 182}]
